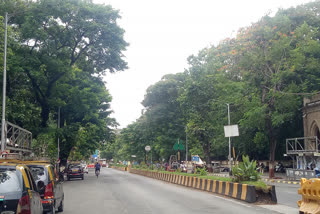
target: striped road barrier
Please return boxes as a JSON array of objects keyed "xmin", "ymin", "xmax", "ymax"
[
  {"xmin": 129, "ymin": 169, "xmax": 276, "ymax": 203},
  {"xmin": 298, "ymin": 178, "xmax": 320, "ymax": 214}
]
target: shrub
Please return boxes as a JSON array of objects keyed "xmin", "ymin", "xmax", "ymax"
[
  {"xmin": 195, "ymin": 167, "xmax": 208, "ymax": 176},
  {"xmin": 232, "ymin": 155, "xmax": 260, "ymax": 182}
]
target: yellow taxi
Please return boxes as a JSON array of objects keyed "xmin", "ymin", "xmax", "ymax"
[
  {"xmin": 0, "ymin": 161, "xmax": 43, "ymax": 214},
  {"xmin": 24, "ymin": 161, "xmax": 64, "ymax": 214}
]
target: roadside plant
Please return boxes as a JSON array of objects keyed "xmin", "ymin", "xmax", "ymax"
[
  {"xmin": 232, "ymin": 155, "xmax": 260, "ymax": 182},
  {"xmin": 195, "ymin": 167, "xmax": 208, "ymax": 176}
]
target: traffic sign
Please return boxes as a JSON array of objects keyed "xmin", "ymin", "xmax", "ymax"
[
  {"xmin": 173, "ymin": 139, "xmax": 184, "ymax": 151},
  {"xmin": 145, "ymin": 146, "xmax": 151, "ymax": 152}
]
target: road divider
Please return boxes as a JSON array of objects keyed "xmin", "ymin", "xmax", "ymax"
[
  {"xmin": 129, "ymin": 169, "xmax": 277, "ymax": 204},
  {"xmin": 298, "ymin": 178, "xmax": 320, "ymax": 214},
  {"xmin": 111, "ymin": 165, "xmax": 127, "ymax": 171}
]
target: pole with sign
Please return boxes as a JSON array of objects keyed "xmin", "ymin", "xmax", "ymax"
[
  {"xmin": 224, "ymin": 104, "xmax": 239, "ymax": 175},
  {"xmin": 145, "ymin": 145, "xmax": 152, "ymax": 166}
]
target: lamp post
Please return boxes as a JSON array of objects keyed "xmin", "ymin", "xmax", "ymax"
[
  {"xmin": 1, "ymin": 13, "xmax": 8, "ymax": 155},
  {"xmin": 185, "ymin": 126, "xmax": 188, "ymax": 162},
  {"xmin": 227, "ymin": 103, "xmax": 232, "ymax": 175}
]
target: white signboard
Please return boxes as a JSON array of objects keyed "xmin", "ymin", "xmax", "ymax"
[
  {"xmin": 145, "ymin": 145, "xmax": 151, "ymax": 151},
  {"xmin": 224, "ymin": 125, "xmax": 239, "ymax": 137}
]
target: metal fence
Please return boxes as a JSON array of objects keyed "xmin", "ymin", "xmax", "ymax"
[
  {"xmin": 3, "ymin": 121, "xmax": 32, "ymax": 153},
  {"xmin": 286, "ymin": 168, "xmax": 315, "ymax": 180},
  {"xmin": 286, "ymin": 136, "xmax": 320, "ymax": 154}
]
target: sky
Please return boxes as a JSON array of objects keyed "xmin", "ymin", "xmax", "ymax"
[{"xmin": 94, "ymin": 0, "xmax": 312, "ymax": 128}]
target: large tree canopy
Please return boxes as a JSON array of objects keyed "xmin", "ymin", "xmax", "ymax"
[
  {"xmin": 108, "ymin": 1, "xmax": 320, "ymax": 178},
  {"xmin": 0, "ymin": 0, "xmax": 128, "ymax": 163}
]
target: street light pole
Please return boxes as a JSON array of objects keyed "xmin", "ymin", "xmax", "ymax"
[
  {"xmin": 1, "ymin": 13, "xmax": 8, "ymax": 155},
  {"xmin": 227, "ymin": 103, "xmax": 232, "ymax": 175},
  {"xmin": 57, "ymin": 107, "xmax": 60, "ymax": 160},
  {"xmin": 185, "ymin": 126, "xmax": 188, "ymax": 162}
]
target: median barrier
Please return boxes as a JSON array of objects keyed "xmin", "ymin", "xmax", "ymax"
[
  {"xmin": 87, "ymin": 164, "xmax": 94, "ymax": 168},
  {"xmin": 129, "ymin": 168, "xmax": 276, "ymax": 204},
  {"xmin": 111, "ymin": 165, "xmax": 127, "ymax": 171},
  {"xmin": 298, "ymin": 178, "xmax": 320, "ymax": 214}
]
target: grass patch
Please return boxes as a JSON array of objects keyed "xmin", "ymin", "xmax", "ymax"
[{"xmin": 242, "ymin": 180, "xmax": 268, "ymax": 190}]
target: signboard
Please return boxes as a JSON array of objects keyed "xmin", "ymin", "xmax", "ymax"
[
  {"xmin": 224, "ymin": 125, "xmax": 239, "ymax": 137},
  {"xmin": 173, "ymin": 139, "xmax": 185, "ymax": 151},
  {"xmin": 145, "ymin": 145, "xmax": 151, "ymax": 151},
  {"xmin": 131, "ymin": 155, "xmax": 136, "ymax": 158},
  {"xmin": 192, "ymin": 155, "xmax": 199, "ymax": 162}
]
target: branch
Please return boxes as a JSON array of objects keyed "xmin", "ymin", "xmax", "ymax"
[
  {"xmin": 46, "ymin": 71, "xmax": 67, "ymax": 97},
  {"xmin": 25, "ymin": 69, "xmax": 46, "ymax": 105},
  {"xmin": 263, "ymin": 86, "xmax": 318, "ymax": 95}
]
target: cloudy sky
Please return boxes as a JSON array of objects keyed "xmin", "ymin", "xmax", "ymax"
[{"xmin": 94, "ymin": 0, "xmax": 311, "ymax": 128}]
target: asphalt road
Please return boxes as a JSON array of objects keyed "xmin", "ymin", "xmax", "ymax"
[
  {"xmin": 265, "ymin": 181, "xmax": 301, "ymax": 208},
  {"xmin": 62, "ymin": 168, "xmax": 298, "ymax": 214}
]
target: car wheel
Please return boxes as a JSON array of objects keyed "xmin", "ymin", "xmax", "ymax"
[
  {"xmin": 58, "ymin": 198, "xmax": 64, "ymax": 212},
  {"xmin": 47, "ymin": 204, "xmax": 56, "ymax": 214}
]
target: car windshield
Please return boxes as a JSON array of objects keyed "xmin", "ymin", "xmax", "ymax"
[
  {"xmin": 0, "ymin": 169, "xmax": 22, "ymax": 194},
  {"xmin": 69, "ymin": 165, "xmax": 81, "ymax": 170},
  {"xmin": 29, "ymin": 166, "xmax": 48, "ymax": 184}
]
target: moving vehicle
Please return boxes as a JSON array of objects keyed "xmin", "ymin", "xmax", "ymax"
[
  {"xmin": 0, "ymin": 162, "xmax": 43, "ymax": 214},
  {"xmin": 81, "ymin": 164, "xmax": 89, "ymax": 174},
  {"xmin": 99, "ymin": 159, "xmax": 107, "ymax": 167},
  {"xmin": 26, "ymin": 161, "xmax": 64, "ymax": 214},
  {"xmin": 95, "ymin": 169, "xmax": 100, "ymax": 178},
  {"xmin": 67, "ymin": 165, "xmax": 84, "ymax": 180}
]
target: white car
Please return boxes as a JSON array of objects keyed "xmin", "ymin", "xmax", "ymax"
[{"xmin": 81, "ymin": 164, "xmax": 89, "ymax": 174}]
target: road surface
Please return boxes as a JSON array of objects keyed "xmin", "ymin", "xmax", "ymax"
[
  {"xmin": 265, "ymin": 181, "xmax": 301, "ymax": 208},
  {"xmin": 62, "ymin": 168, "xmax": 298, "ymax": 214}
]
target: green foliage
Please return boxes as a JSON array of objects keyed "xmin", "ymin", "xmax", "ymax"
[
  {"xmin": 232, "ymin": 155, "xmax": 260, "ymax": 182},
  {"xmin": 195, "ymin": 167, "xmax": 208, "ymax": 176},
  {"xmin": 32, "ymin": 131, "xmax": 57, "ymax": 162},
  {"xmin": 0, "ymin": 0, "xmax": 128, "ymax": 163}
]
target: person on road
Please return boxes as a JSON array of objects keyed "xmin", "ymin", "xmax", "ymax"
[
  {"xmin": 95, "ymin": 162, "xmax": 101, "ymax": 174},
  {"xmin": 315, "ymin": 166, "xmax": 320, "ymax": 178}
]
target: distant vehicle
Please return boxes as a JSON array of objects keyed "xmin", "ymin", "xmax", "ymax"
[
  {"xmin": 102, "ymin": 160, "xmax": 107, "ymax": 167},
  {"xmin": 67, "ymin": 165, "xmax": 84, "ymax": 180},
  {"xmin": 0, "ymin": 162, "xmax": 43, "ymax": 214},
  {"xmin": 81, "ymin": 164, "xmax": 89, "ymax": 174},
  {"xmin": 27, "ymin": 161, "xmax": 64, "ymax": 213},
  {"xmin": 211, "ymin": 162, "xmax": 229, "ymax": 173},
  {"xmin": 99, "ymin": 159, "xmax": 107, "ymax": 167}
]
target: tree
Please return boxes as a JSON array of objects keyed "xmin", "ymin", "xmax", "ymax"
[{"xmin": 2, "ymin": 0, "xmax": 128, "ymax": 127}]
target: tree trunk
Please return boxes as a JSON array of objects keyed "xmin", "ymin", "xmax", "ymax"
[
  {"xmin": 269, "ymin": 137, "xmax": 277, "ymax": 178},
  {"xmin": 266, "ymin": 112, "xmax": 277, "ymax": 178},
  {"xmin": 40, "ymin": 102, "xmax": 50, "ymax": 127}
]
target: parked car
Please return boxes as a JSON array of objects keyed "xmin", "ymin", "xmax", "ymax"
[
  {"xmin": 0, "ymin": 162, "xmax": 43, "ymax": 214},
  {"xmin": 67, "ymin": 165, "xmax": 84, "ymax": 180},
  {"xmin": 211, "ymin": 162, "xmax": 229, "ymax": 173},
  {"xmin": 26, "ymin": 161, "xmax": 64, "ymax": 214}
]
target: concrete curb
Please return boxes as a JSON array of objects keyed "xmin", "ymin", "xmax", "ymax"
[
  {"xmin": 129, "ymin": 169, "xmax": 276, "ymax": 203},
  {"xmin": 263, "ymin": 178, "xmax": 300, "ymax": 185}
]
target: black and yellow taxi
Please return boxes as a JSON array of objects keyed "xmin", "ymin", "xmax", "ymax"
[
  {"xmin": 25, "ymin": 161, "xmax": 64, "ymax": 214},
  {"xmin": 66, "ymin": 164, "xmax": 84, "ymax": 181},
  {"xmin": 0, "ymin": 161, "xmax": 43, "ymax": 214}
]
